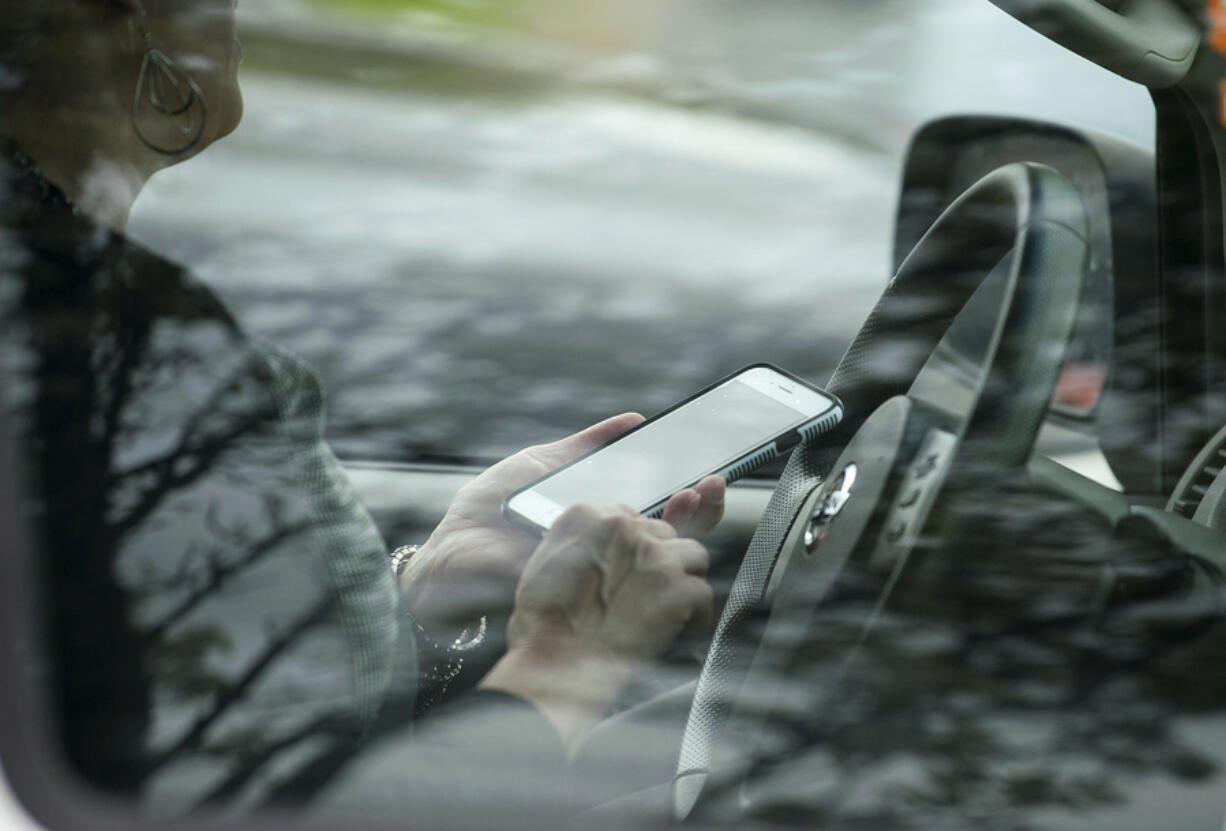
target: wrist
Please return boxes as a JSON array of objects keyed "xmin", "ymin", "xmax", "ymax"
[
  {"xmin": 391, "ymin": 544, "xmax": 420, "ymax": 587},
  {"xmin": 479, "ymin": 643, "xmax": 634, "ymax": 754},
  {"xmin": 393, "ymin": 542, "xmax": 435, "ymax": 604},
  {"xmin": 390, "ymin": 544, "xmax": 493, "ymax": 715},
  {"xmin": 393, "ymin": 543, "xmax": 486, "ymax": 646}
]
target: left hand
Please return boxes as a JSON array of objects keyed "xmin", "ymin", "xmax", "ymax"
[{"xmin": 398, "ymin": 413, "xmax": 727, "ymax": 636}]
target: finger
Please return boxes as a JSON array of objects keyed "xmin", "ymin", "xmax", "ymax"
[
  {"xmin": 649, "ymin": 538, "xmax": 708, "ymax": 578},
  {"xmin": 632, "ymin": 536, "xmax": 701, "ymax": 583},
  {"xmin": 588, "ymin": 504, "xmax": 641, "ymax": 562},
  {"xmin": 547, "ymin": 503, "xmax": 604, "ymax": 542},
  {"xmin": 636, "ymin": 515, "xmax": 679, "ymax": 541},
  {"xmin": 676, "ymin": 539, "xmax": 709, "ymax": 578},
  {"xmin": 686, "ymin": 476, "xmax": 726, "ymax": 538},
  {"xmin": 535, "ymin": 413, "xmax": 645, "ymax": 468},
  {"xmin": 532, "ymin": 505, "xmax": 626, "ymax": 610},
  {"xmin": 680, "ymin": 576, "xmax": 715, "ymax": 639},
  {"xmin": 470, "ymin": 414, "xmax": 648, "ymax": 501},
  {"xmin": 626, "ymin": 522, "xmax": 679, "ymax": 572},
  {"xmin": 592, "ymin": 511, "xmax": 649, "ymax": 604},
  {"xmin": 695, "ymin": 475, "xmax": 726, "ymax": 502},
  {"xmin": 661, "ymin": 489, "xmax": 700, "ymax": 535},
  {"xmin": 595, "ymin": 507, "xmax": 676, "ymax": 542}
]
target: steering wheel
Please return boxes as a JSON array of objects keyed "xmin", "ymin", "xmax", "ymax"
[{"xmin": 673, "ymin": 162, "xmax": 1091, "ymax": 820}]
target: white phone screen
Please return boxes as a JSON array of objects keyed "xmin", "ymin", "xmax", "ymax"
[{"xmin": 525, "ymin": 373, "xmax": 832, "ymax": 521}]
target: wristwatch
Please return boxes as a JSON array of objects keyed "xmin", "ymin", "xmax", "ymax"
[
  {"xmin": 390, "ymin": 544, "xmax": 492, "ymax": 713},
  {"xmin": 389, "ymin": 545, "xmax": 489, "ymax": 654}
]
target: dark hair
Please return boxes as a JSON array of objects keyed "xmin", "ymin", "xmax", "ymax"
[
  {"xmin": 0, "ymin": 8, "xmax": 42, "ymax": 107},
  {"xmin": 0, "ymin": 2, "xmax": 116, "ymax": 116}
]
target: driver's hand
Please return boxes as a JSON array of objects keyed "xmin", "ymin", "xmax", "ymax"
[
  {"xmin": 398, "ymin": 414, "xmax": 726, "ymax": 636},
  {"xmin": 480, "ymin": 504, "xmax": 714, "ymax": 752}
]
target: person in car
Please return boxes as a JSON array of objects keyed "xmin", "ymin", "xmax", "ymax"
[{"xmin": 0, "ymin": 0, "xmax": 724, "ymax": 818}]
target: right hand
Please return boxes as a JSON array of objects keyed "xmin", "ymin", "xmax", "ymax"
[{"xmin": 479, "ymin": 504, "xmax": 713, "ymax": 751}]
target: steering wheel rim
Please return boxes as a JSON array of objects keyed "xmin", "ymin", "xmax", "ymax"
[{"xmin": 673, "ymin": 162, "xmax": 1091, "ymax": 821}]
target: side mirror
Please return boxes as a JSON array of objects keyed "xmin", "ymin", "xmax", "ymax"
[{"xmin": 988, "ymin": 0, "xmax": 1201, "ymax": 87}]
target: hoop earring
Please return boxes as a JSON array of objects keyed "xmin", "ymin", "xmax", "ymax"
[{"xmin": 131, "ymin": 35, "xmax": 208, "ymax": 155}]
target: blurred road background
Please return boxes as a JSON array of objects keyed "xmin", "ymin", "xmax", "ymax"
[{"xmin": 128, "ymin": 0, "xmax": 1153, "ymax": 462}]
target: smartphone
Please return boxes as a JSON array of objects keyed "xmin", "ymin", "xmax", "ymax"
[{"xmin": 502, "ymin": 364, "xmax": 843, "ymax": 534}]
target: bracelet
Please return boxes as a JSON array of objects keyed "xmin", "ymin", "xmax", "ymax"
[
  {"xmin": 390, "ymin": 544, "xmax": 418, "ymax": 579},
  {"xmin": 389, "ymin": 545, "xmax": 489, "ymax": 653}
]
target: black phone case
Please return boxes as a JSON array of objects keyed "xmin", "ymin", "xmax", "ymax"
[{"xmin": 501, "ymin": 363, "xmax": 844, "ymax": 535}]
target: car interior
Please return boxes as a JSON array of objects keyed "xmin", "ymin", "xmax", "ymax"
[{"xmin": 3, "ymin": 0, "xmax": 1226, "ymax": 828}]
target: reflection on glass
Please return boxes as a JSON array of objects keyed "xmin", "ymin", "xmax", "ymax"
[{"xmin": 0, "ymin": 3, "xmax": 1223, "ymax": 831}]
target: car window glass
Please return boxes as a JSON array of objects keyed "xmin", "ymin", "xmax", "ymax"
[
  {"xmin": 127, "ymin": 0, "xmax": 1150, "ymax": 464},
  {"xmin": 5, "ymin": 3, "xmax": 1226, "ymax": 831}
]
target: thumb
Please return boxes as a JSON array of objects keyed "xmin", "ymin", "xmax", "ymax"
[{"xmin": 536, "ymin": 413, "xmax": 645, "ymax": 467}]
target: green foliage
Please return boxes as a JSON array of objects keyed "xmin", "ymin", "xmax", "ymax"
[{"xmin": 305, "ymin": 0, "xmax": 525, "ymax": 29}]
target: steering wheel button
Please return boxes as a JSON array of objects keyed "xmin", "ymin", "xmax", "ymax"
[
  {"xmin": 898, "ymin": 486, "xmax": 922, "ymax": 508},
  {"xmin": 914, "ymin": 454, "xmax": 940, "ymax": 479},
  {"xmin": 886, "ymin": 520, "xmax": 907, "ymax": 543}
]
